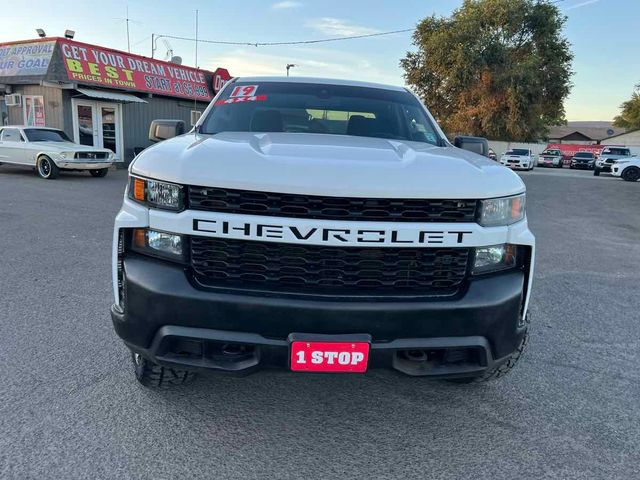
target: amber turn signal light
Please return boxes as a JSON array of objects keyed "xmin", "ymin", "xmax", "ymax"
[
  {"xmin": 133, "ymin": 228, "xmax": 147, "ymax": 248},
  {"xmin": 133, "ymin": 178, "xmax": 146, "ymax": 201}
]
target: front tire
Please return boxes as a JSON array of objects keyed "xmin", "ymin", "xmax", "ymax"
[
  {"xmin": 132, "ymin": 352, "xmax": 197, "ymax": 388},
  {"xmin": 89, "ymin": 168, "xmax": 109, "ymax": 178},
  {"xmin": 36, "ymin": 156, "xmax": 59, "ymax": 179},
  {"xmin": 621, "ymin": 166, "xmax": 640, "ymax": 182},
  {"xmin": 447, "ymin": 323, "xmax": 529, "ymax": 384}
]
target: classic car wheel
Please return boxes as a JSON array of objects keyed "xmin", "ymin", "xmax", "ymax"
[
  {"xmin": 37, "ymin": 156, "xmax": 59, "ymax": 179},
  {"xmin": 89, "ymin": 168, "xmax": 109, "ymax": 178}
]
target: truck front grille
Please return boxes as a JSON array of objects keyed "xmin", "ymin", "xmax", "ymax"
[
  {"xmin": 190, "ymin": 236, "xmax": 470, "ymax": 296},
  {"xmin": 188, "ymin": 186, "xmax": 477, "ymax": 223}
]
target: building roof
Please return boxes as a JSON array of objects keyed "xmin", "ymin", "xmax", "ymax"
[
  {"xmin": 548, "ymin": 121, "xmax": 625, "ymax": 141},
  {"xmin": 600, "ymin": 128, "xmax": 640, "ymax": 141}
]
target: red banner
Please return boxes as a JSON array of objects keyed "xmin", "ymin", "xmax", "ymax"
[
  {"xmin": 59, "ymin": 39, "xmax": 213, "ymax": 101},
  {"xmin": 545, "ymin": 143, "xmax": 605, "ymax": 160}
]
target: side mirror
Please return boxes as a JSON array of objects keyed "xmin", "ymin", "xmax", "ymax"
[
  {"xmin": 148, "ymin": 119, "xmax": 186, "ymax": 142},
  {"xmin": 454, "ymin": 136, "xmax": 490, "ymax": 157}
]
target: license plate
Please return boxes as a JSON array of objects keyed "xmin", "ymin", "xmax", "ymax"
[{"xmin": 290, "ymin": 341, "xmax": 370, "ymax": 373}]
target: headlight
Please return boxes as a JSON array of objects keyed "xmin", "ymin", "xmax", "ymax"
[
  {"xmin": 128, "ymin": 175, "xmax": 184, "ymax": 211},
  {"xmin": 131, "ymin": 228, "xmax": 186, "ymax": 262},
  {"xmin": 478, "ymin": 194, "xmax": 525, "ymax": 227},
  {"xmin": 472, "ymin": 244, "xmax": 517, "ymax": 275},
  {"xmin": 58, "ymin": 152, "xmax": 68, "ymax": 159}
]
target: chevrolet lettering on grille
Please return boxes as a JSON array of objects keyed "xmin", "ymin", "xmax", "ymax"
[{"xmin": 193, "ymin": 218, "xmax": 472, "ymax": 246}]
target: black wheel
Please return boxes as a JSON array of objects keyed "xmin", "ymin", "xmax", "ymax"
[
  {"xmin": 36, "ymin": 156, "xmax": 59, "ymax": 179},
  {"xmin": 447, "ymin": 317, "xmax": 530, "ymax": 384},
  {"xmin": 131, "ymin": 352, "xmax": 197, "ymax": 388},
  {"xmin": 557, "ymin": 161, "xmax": 563, "ymax": 168},
  {"xmin": 89, "ymin": 168, "xmax": 109, "ymax": 178},
  {"xmin": 593, "ymin": 168, "xmax": 600, "ymax": 176},
  {"xmin": 621, "ymin": 166, "xmax": 640, "ymax": 182}
]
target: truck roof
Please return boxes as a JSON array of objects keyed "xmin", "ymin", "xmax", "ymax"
[{"xmin": 233, "ymin": 76, "xmax": 408, "ymax": 92}]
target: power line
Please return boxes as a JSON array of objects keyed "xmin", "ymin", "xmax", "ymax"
[{"xmin": 153, "ymin": 28, "xmax": 415, "ymax": 49}]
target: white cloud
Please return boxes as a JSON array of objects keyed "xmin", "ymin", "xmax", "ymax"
[
  {"xmin": 565, "ymin": 0, "xmax": 599, "ymax": 11},
  {"xmin": 271, "ymin": 1, "xmax": 302, "ymax": 9},
  {"xmin": 204, "ymin": 48, "xmax": 402, "ymax": 86},
  {"xmin": 306, "ymin": 17, "xmax": 380, "ymax": 37}
]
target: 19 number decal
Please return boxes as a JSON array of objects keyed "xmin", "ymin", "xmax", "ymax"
[{"xmin": 229, "ymin": 85, "xmax": 259, "ymax": 98}]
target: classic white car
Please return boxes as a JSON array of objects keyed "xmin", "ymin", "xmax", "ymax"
[{"xmin": 0, "ymin": 126, "xmax": 114, "ymax": 179}]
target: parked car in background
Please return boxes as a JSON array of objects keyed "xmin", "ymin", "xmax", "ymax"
[
  {"xmin": 611, "ymin": 157, "xmax": 640, "ymax": 182},
  {"xmin": 570, "ymin": 151, "xmax": 596, "ymax": 170},
  {"xmin": 594, "ymin": 146, "xmax": 631, "ymax": 176},
  {"xmin": 539, "ymin": 148, "xmax": 564, "ymax": 168},
  {"xmin": 500, "ymin": 148, "xmax": 535, "ymax": 170},
  {"xmin": 0, "ymin": 126, "xmax": 114, "ymax": 179},
  {"xmin": 487, "ymin": 148, "xmax": 498, "ymax": 161}
]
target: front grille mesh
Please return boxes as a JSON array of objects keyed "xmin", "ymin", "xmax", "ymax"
[
  {"xmin": 188, "ymin": 186, "xmax": 477, "ymax": 223},
  {"xmin": 190, "ymin": 236, "xmax": 470, "ymax": 296}
]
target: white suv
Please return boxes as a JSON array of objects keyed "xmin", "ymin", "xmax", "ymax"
[{"xmin": 611, "ymin": 157, "xmax": 640, "ymax": 182}]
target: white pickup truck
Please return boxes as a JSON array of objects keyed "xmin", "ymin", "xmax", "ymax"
[{"xmin": 110, "ymin": 77, "xmax": 535, "ymax": 388}]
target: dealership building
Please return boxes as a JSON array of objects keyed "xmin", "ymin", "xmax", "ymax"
[{"xmin": 0, "ymin": 37, "xmax": 231, "ymax": 163}]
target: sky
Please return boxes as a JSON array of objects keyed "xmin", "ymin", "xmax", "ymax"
[{"xmin": 2, "ymin": 0, "xmax": 639, "ymax": 121}]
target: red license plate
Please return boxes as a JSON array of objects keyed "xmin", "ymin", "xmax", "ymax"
[{"xmin": 290, "ymin": 341, "xmax": 370, "ymax": 373}]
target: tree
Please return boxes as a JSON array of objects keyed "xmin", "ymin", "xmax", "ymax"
[
  {"xmin": 401, "ymin": 0, "xmax": 573, "ymax": 141},
  {"xmin": 613, "ymin": 84, "xmax": 640, "ymax": 130}
]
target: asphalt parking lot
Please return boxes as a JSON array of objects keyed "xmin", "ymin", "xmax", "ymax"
[{"xmin": 1, "ymin": 165, "xmax": 639, "ymax": 479}]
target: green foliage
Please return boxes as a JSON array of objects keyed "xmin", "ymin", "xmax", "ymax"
[
  {"xmin": 401, "ymin": 0, "xmax": 573, "ymax": 141},
  {"xmin": 613, "ymin": 84, "xmax": 640, "ymax": 130}
]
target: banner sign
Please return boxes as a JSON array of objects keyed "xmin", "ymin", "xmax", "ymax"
[
  {"xmin": 59, "ymin": 39, "xmax": 213, "ymax": 101},
  {"xmin": 545, "ymin": 143, "xmax": 605, "ymax": 160},
  {"xmin": 24, "ymin": 95, "xmax": 46, "ymax": 126},
  {"xmin": 0, "ymin": 40, "xmax": 55, "ymax": 77}
]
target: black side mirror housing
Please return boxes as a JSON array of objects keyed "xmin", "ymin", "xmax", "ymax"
[
  {"xmin": 148, "ymin": 119, "xmax": 186, "ymax": 142},
  {"xmin": 454, "ymin": 136, "xmax": 490, "ymax": 157}
]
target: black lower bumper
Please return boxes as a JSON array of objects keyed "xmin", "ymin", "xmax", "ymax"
[{"xmin": 111, "ymin": 256, "xmax": 527, "ymax": 377}]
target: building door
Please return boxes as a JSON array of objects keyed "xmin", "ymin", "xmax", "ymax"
[{"xmin": 72, "ymin": 99, "xmax": 123, "ymax": 161}]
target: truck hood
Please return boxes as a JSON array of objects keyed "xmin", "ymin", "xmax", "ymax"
[{"xmin": 131, "ymin": 132, "xmax": 525, "ymax": 199}]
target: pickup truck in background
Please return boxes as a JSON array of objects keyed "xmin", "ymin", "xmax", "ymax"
[{"xmin": 594, "ymin": 146, "xmax": 632, "ymax": 176}]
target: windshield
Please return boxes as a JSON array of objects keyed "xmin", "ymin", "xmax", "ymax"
[
  {"xmin": 575, "ymin": 152, "xmax": 594, "ymax": 158},
  {"xmin": 544, "ymin": 150, "xmax": 561, "ymax": 155},
  {"xmin": 199, "ymin": 81, "xmax": 442, "ymax": 145},
  {"xmin": 24, "ymin": 129, "xmax": 71, "ymax": 142},
  {"xmin": 506, "ymin": 149, "xmax": 529, "ymax": 156}
]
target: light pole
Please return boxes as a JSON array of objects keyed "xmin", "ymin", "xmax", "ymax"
[{"xmin": 286, "ymin": 64, "xmax": 297, "ymax": 76}]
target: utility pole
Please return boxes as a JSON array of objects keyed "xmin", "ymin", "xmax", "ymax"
[{"xmin": 126, "ymin": 6, "xmax": 131, "ymax": 53}]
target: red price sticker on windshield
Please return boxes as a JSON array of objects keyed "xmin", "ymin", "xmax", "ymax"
[{"xmin": 229, "ymin": 85, "xmax": 259, "ymax": 98}]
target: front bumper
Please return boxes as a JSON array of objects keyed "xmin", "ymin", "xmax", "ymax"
[
  {"xmin": 56, "ymin": 161, "xmax": 113, "ymax": 169},
  {"xmin": 111, "ymin": 255, "xmax": 529, "ymax": 377},
  {"xmin": 571, "ymin": 162, "xmax": 594, "ymax": 169}
]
